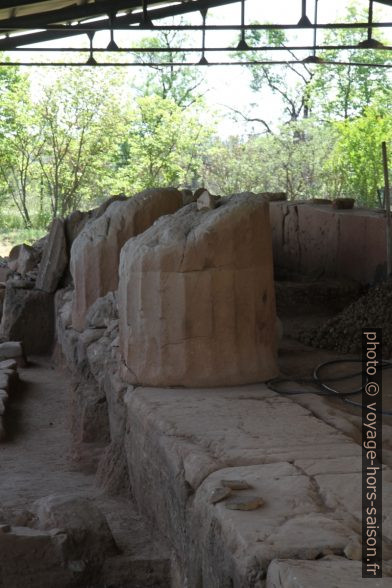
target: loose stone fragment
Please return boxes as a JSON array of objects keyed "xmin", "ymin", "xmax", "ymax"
[
  {"xmin": 225, "ymin": 496, "xmax": 264, "ymax": 511},
  {"xmin": 193, "ymin": 187, "xmax": 208, "ymax": 199},
  {"xmin": 209, "ymin": 487, "xmax": 232, "ymax": 504},
  {"xmin": 8, "ymin": 243, "xmax": 41, "ymax": 276},
  {"xmin": 196, "ymin": 190, "xmax": 219, "ymax": 211},
  {"xmin": 344, "ymin": 538, "xmax": 362, "ymax": 561},
  {"xmin": 332, "ymin": 197, "xmax": 355, "ymax": 210},
  {"xmin": 221, "ymin": 479, "xmax": 252, "ymax": 490}
]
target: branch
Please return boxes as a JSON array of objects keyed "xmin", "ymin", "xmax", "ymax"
[
  {"xmin": 261, "ymin": 66, "xmax": 298, "ymax": 118},
  {"xmin": 223, "ymin": 104, "xmax": 273, "ymax": 134}
]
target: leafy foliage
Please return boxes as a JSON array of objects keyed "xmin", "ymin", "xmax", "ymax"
[
  {"xmin": 309, "ymin": 5, "xmax": 391, "ymax": 120},
  {"xmin": 204, "ymin": 120, "xmax": 337, "ymax": 200},
  {"xmin": 132, "ymin": 27, "xmax": 204, "ymax": 109},
  {"xmin": 326, "ymin": 93, "xmax": 392, "ymax": 205},
  {"xmin": 0, "ymin": 7, "xmax": 390, "ymax": 234},
  {"xmin": 113, "ymin": 95, "xmax": 213, "ymax": 192},
  {"xmin": 35, "ymin": 67, "xmax": 125, "ymax": 217}
]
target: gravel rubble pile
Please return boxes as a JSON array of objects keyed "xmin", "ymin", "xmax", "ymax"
[{"xmin": 299, "ymin": 281, "xmax": 392, "ymax": 355}]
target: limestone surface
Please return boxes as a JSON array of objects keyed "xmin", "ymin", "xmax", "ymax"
[
  {"xmin": 70, "ymin": 188, "xmax": 182, "ymax": 331},
  {"xmin": 122, "ymin": 384, "xmax": 392, "ymax": 587},
  {"xmin": 35, "ymin": 218, "xmax": 68, "ymax": 293},
  {"xmin": 0, "ymin": 525, "xmax": 70, "ymax": 588},
  {"xmin": 266, "ymin": 558, "xmax": 391, "ymax": 587},
  {"xmin": 119, "ymin": 192, "xmax": 278, "ymax": 387}
]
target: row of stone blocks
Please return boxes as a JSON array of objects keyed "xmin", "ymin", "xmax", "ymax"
[
  {"xmin": 70, "ymin": 189, "xmax": 279, "ymax": 387},
  {"xmin": 54, "ymin": 288, "xmax": 392, "ymax": 587},
  {"xmin": 0, "ymin": 188, "xmax": 278, "ymax": 386}
]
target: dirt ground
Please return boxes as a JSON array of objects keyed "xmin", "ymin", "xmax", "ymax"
[
  {"xmin": 0, "ymin": 357, "xmax": 166, "ymax": 563},
  {"xmin": 0, "ymin": 357, "xmax": 95, "ymax": 513}
]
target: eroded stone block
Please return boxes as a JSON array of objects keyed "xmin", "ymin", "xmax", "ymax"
[
  {"xmin": 70, "ymin": 188, "xmax": 182, "ymax": 331},
  {"xmin": 0, "ymin": 286, "xmax": 54, "ymax": 354},
  {"xmin": 36, "ymin": 219, "xmax": 68, "ymax": 293},
  {"xmin": 119, "ymin": 192, "xmax": 278, "ymax": 387}
]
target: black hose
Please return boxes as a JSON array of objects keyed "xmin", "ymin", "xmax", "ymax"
[{"xmin": 266, "ymin": 358, "xmax": 392, "ymax": 416}]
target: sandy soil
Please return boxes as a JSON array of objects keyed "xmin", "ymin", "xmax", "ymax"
[{"xmin": 0, "ymin": 357, "xmax": 98, "ymax": 513}]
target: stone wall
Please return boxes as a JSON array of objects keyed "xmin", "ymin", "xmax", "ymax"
[{"xmin": 270, "ymin": 202, "xmax": 387, "ymax": 284}]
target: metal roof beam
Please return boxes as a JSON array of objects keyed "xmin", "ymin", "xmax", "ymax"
[
  {"xmin": 0, "ymin": 0, "xmax": 167, "ymax": 29},
  {"xmin": 0, "ymin": 0, "xmax": 238, "ymax": 49}
]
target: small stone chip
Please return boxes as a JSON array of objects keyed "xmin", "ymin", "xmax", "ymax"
[
  {"xmin": 225, "ymin": 496, "xmax": 264, "ymax": 511},
  {"xmin": 209, "ymin": 486, "xmax": 232, "ymax": 504},
  {"xmin": 196, "ymin": 191, "xmax": 219, "ymax": 211},
  {"xmin": 221, "ymin": 479, "xmax": 252, "ymax": 490},
  {"xmin": 344, "ymin": 538, "xmax": 362, "ymax": 561}
]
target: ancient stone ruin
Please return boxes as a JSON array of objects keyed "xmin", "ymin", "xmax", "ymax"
[
  {"xmin": 118, "ymin": 192, "xmax": 278, "ymax": 387},
  {"xmin": 2, "ymin": 189, "xmax": 392, "ymax": 587},
  {"xmin": 0, "ymin": 187, "xmax": 281, "ymax": 587},
  {"xmin": 70, "ymin": 188, "xmax": 183, "ymax": 332}
]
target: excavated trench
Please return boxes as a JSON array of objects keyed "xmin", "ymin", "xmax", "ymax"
[
  {"xmin": 2, "ymin": 192, "xmax": 392, "ymax": 587},
  {"xmin": 0, "ymin": 356, "xmax": 171, "ymax": 588}
]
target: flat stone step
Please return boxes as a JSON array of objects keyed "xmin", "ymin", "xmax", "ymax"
[{"xmin": 267, "ymin": 558, "xmax": 392, "ymax": 587}]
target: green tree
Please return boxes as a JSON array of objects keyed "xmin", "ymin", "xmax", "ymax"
[
  {"xmin": 236, "ymin": 28, "xmax": 315, "ymax": 127},
  {"xmin": 113, "ymin": 95, "xmax": 214, "ymax": 192},
  {"xmin": 310, "ymin": 5, "xmax": 391, "ymax": 120},
  {"xmin": 35, "ymin": 67, "xmax": 126, "ymax": 218},
  {"xmin": 0, "ymin": 61, "xmax": 40, "ymax": 227},
  {"xmin": 326, "ymin": 93, "xmax": 392, "ymax": 206},
  {"xmin": 204, "ymin": 120, "xmax": 337, "ymax": 200},
  {"xmin": 132, "ymin": 27, "xmax": 205, "ymax": 109}
]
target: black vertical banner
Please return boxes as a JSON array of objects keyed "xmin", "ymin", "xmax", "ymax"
[{"xmin": 362, "ymin": 329, "xmax": 383, "ymax": 578}]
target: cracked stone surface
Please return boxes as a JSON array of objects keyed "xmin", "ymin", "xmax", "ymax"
[
  {"xmin": 70, "ymin": 188, "xmax": 182, "ymax": 331},
  {"xmin": 36, "ymin": 218, "xmax": 68, "ymax": 293},
  {"xmin": 119, "ymin": 192, "xmax": 278, "ymax": 387},
  {"xmin": 124, "ymin": 383, "xmax": 392, "ymax": 586},
  {"xmin": 53, "ymin": 286, "xmax": 392, "ymax": 587},
  {"xmin": 270, "ymin": 202, "xmax": 387, "ymax": 284},
  {"xmin": 125, "ymin": 385, "xmax": 361, "ymax": 490}
]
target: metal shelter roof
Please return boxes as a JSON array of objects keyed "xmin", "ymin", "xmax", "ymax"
[{"xmin": 0, "ymin": 0, "xmax": 390, "ymax": 66}]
